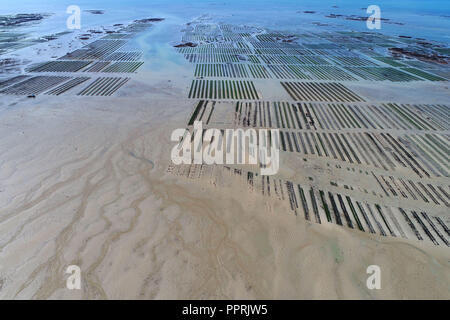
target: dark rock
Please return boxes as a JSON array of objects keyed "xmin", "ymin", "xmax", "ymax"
[
  {"xmin": 174, "ymin": 42, "xmax": 197, "ymax": 48},
  {"xmin": 134, "ymin": 18, "xmax": 165, "ymax": 23},
  {"xmin": 85, "ymin": 10, "xmax": 105, "ymax": 15},
  {"xmin": 0, "ymin": 13, "xmax": 46, "ymax": 26},
  {"xmin": 389, "ymin": 47, "xmax": 448, "ymax": 64}
]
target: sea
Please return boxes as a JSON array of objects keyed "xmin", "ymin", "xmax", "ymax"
[{"xmin": 1, "ymin": 0, "xmax": 449, "ymax": 43}]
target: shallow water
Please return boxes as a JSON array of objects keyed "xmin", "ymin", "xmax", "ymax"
[
  {"xmin": 1, "ymin": 0, "xmax": 449, "ymax": 43},
  {"xmin": 132, "ymin": 18, "xmax": 190, "ymax": 72}
]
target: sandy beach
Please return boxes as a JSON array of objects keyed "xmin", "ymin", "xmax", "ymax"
[
  {"xmin": 0, "ymin": 89, "xmax": 449, "ymax": 299},
  {"xmin": 0, "ymin": 3, "xmax": 449, "ymax": 300}
]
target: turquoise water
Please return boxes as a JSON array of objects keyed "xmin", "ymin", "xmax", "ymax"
[{"xmin": 1, "ymin": 0, "xmax": 449, "ymax": 43}]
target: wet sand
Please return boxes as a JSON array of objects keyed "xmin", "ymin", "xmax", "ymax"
[{"xmin": 0, "ymin": 81, "xmax": 449, "ymax": 299}]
